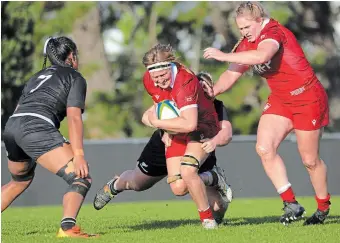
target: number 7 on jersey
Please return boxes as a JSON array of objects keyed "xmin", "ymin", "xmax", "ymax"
[{"xmin": 29, "ymin": 75, "xmax": 52, "ymax": 93}]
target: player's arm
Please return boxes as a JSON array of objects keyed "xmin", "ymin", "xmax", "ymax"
[
  {"xmin": 142, "ymin": 104, "xmax": 157, "ymax": 128},
  {"xmin": 66, "ymin": 76, "xmax": 88, "ymax": 178},
  {"xmin": 151, "ymin": 107, "xmax": 198, "ymax": 133},
  {"xmin": 201, "ymin": 103, "xmax": 232, "ymax": 153},
  {"xmin": 213, "ymin": 120, "xmax": 232, "ymax": 147},
  {"xmin": 204, "ymin": 39, "xmax": 279, "ymax": 66},
  {"xmin": 213, "ymin": 63, "xmax": 248, "ymax": 96}
]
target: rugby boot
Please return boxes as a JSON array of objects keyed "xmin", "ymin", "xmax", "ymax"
[
  {"xmin": 279, "ymin": 201, "xmax": 305, "ymax": 225},
  {"xmin": 93, "ymin": 177, "xmax": 119, "ymax": 210},
  {"xmin": 202, "ymin": 219, "xmax": 218, "ymax": 229},
  {"xmin": 57, "ymin": 225, "xmax": 98, "ymax": 238},
  {"xmin": 211, "ymin": 165, "xmax": 233, "ymax": 203},
  {"xmin": 304, "ymin": 208, "xmax": 330, "ymax": 225}
]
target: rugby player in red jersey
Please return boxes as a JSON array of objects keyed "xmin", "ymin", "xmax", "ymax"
[
  {"xmin": 93, "ymin": 72, "xmax": 233, "ymax": 226},
  {"xmin": 143, "ymin": 44, "xmax": 226, "ymax": 229},
  {"xmin": 203, "ymin": 2, "xmax": 330, "ymax": 225}
]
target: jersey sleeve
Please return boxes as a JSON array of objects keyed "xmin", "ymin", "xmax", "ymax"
[
  {"xmin": 214, "ymin": 100, "xmax": 229, "ymax": 121},
  {"xmin": 67, "ymin": 76, "xmax": 87, "ymax": 111},
  {"xmin": 174, "ymin": 77, "xmax": 198, "ymax": 111},
  {"xmin": 258, "ymin": 27, "xmax": 282, "ymax": 49}
]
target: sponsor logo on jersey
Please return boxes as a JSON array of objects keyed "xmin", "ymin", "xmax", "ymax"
[
  {"xmin": 253, "ymin": 60, "xmax": 271, "ymax": 74},
  {"xmin": 312, "ymin": 119, "xmax": 317, "ymax": 126},
  {"xmin": 154, "ymin": 95, "xmax": 160, "ymax": 100},
  {"xmin": 290, "ymin": 86, "xmax": 305, "ymax": 96},
  {"xmin": 263, "ymin": 102, "xmax": 271, "ymax": 111}
]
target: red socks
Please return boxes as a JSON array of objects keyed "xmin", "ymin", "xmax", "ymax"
[
  {"xmin": 316, "ymin": 194, "xmax": 331, "ymax": 211},
  {"xmin": 280, "ymin": 187, "xmax": 296, "ymax": 203},
  {"xmin": 198, "ymin": 207, "xmax": 214, "ymax": 222}
]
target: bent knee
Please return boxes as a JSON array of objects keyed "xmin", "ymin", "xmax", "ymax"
[
  {"xmin": 170, "ymin": 180, "xmax": 188, "ymax": 196},
  {"xmin": 255, "ymin": 144, "xmax": 276, "ymax": 160},
  {"xmin": 302, "ymin": 157, "xmax": 321, "ymax": 170}
]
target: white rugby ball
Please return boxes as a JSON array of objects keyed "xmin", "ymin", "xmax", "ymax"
[{"xmin": 156, "ymin": 100, "xmax": 180, "ymax": 134}]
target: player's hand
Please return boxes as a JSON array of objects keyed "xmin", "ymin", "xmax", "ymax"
[
  {"xmin": 162, "ymin": 132, "xmax": 173, "ymax": 147},
  {"xmin": 73, "ymin": 155, "xmax": 89, "ymax": 178},
  {"xmin": 203, "ymin": 47, "xmax": 228, "ymax": 62},
  {"xmin": 201, "ymin": 138, "xmax": 217, "ymax": 153}
]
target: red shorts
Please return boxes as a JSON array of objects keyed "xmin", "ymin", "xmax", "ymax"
[
  {"xmin": 165, "ymin": 136, "xmax": 187, "ymax": 159},
  {"xmin": 262, "ymin": 82, "xmax": 329, "ymax": 131},
  {"xmin": 165, "ymin": 127, "xmax": 218, "ymax": 159}
]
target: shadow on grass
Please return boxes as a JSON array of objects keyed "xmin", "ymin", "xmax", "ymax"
[{"xmin": 126, "ymin": 215, "xmax": 340, "ymax": 231}]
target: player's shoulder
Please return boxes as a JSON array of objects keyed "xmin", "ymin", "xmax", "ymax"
[
  {"xmin": 57, "ymin": 66, "xmax": 84, "ymax": 80},
  {"xmin": 176, "ymin": 64, "xmax": 197, "ymax": 86},
  {"xmin": 261, "ymin": 19, "xmax": 285, "ymax": 38}
]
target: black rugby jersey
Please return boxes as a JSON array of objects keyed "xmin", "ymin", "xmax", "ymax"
[
  {"xmin": 14, "ymin": 65, "xmax": 87, "ymax": 129},
  {"xmin": 213, "ymin": 99, "xmax": 228, "ymax": 122}
]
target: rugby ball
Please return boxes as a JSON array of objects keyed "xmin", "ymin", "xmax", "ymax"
[{"xmin": 156, "ymin": 100, "xmax": 180, "ymax": 134}]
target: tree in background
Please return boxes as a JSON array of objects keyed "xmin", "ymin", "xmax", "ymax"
[
  {"xmin": 2, "ymin": 1, "xmax": 340, "ymax": 139},
  {"xmin": 1, "ymin": 2, "xmax": 35, "ymax": 135}
]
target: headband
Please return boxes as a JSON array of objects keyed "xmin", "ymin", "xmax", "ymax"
[
  {"xmin": 147, "ymin": 62, "xmax": 172, "ymax": 73},
  {"xmin": 43, "ymin": 37, "xmax": 54, "ymax": 55}
]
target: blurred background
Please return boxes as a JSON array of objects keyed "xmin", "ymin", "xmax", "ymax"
[{"xmin": 2, "ymin": 1, "xmax": 340, "ymax": 139}]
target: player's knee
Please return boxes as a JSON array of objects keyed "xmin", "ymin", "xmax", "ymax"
[
  {"xmin": 180, "ymin": 155, "xmax": 199, "ymax": 179},
  {"xmin": 56, "ymin": 159, "xmax": 92, "ymax": 197},
  {"xmin": 170, "ymin": 180, "xmax": 188, "ymax": 196},
  {"xmin": 255, "ymin": 144, "xmax": 275, "ymax": 160},
  {"xmin": 67, "ymin": 177, "xmax": 92, "ymax": 197},
  {"xmin": 302, "ymin": 156, "xmax": 320, "ymax": 170},
  {"xmin": 10, "ymin": 163, "xmax": 36, "ymax": 185}
]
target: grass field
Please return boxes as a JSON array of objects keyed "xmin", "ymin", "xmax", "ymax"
[{"xmin": 2, "ymin": 197, "xmax": 340, "ymax": 243}]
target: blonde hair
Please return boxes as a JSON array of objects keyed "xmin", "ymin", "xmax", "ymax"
[
  {"xmin": 231, "ymin": 2, "xmax": 269, "ymax": 53},
  {"xmin": 235, "ymin": 1, "xmax": 269, "ymax": 20},
  {"xmin": 230, "ymin": 36, "xmax": 245, "ymax": 53},
  {"xmin": 142, "ymin": 43, "xmax": 178, "ymax": 67}
]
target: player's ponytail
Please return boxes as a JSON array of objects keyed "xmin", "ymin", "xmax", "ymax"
[{"xmin": 42, "ymin": 36, "xmax": 78, "ymax": 69}]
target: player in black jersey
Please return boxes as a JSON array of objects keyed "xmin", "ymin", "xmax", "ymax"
[
  {"xmin": 2, "ymin": 36, "xmax": 96, "ymax": 238},
  {"xmin": 94, "ymin": 72, "xmax": 233, "ymax": 225}
]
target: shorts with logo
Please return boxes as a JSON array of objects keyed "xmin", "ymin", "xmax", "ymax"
[
  {"xmin": 3, "ymin": 116, "xmax": 69, "ymax": 164},
  {"xmin": 137, "ymin": 130, "xmax": 216, "ymax": 177},
  {"xmin": 262, "ymin": 82, "xmax": 329, "ymax": 130}
]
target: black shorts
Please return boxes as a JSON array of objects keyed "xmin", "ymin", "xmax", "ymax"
[
  {"xmin": 137, "ymin": 130, "xmax": 216, "ymax": 177},
  {"xmin": 3, "ymin": 116, "xmax": 68, "ymax": 163}
]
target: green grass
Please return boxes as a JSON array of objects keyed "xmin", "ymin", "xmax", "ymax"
[{"xmin": 2, "ymin": 197, "xmax": 340, "ymax": 243}]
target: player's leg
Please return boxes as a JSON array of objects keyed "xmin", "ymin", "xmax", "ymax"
[
  {"xmin": 295, "ymin": 129, "xmax": 330, "ymax": 225},
  {"xmin": 206, "ymin": 186, "xmax": 229, "ymax": 225},
  {"xmin": 180, "ymin": 141, "xmax": 217, "ymax": 228},
  {"xmin": 94, "ymin": 130, "xmax": 167, "ymax": 210},
  {"xmin": 17, "ymin": 117, "xmax": 95, "ymax": 237},
  {"xmin": 36, "ymin": 143, "xmax": 95, "ymax": 237},
  {"xmin": 257, "ymin": 98, "xmax": 305, "ymax": 224},
  {"xmin": 93, "ymin": 164, "xmax": 165, "ymax": 210},
  {"xmin": 2, "ymin": 117, "xmax": 36, "ymax": 212},
  {"xmin": 1, "ymin": 160, "xmax": 36, "ymax": 212},
  {"xmin": 199, "ymin": 155, "xmax": 233, "ymax": 204},
  {"xmin": 292, "ymin": 84, "xmax": 331, "ymax": 225}
]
